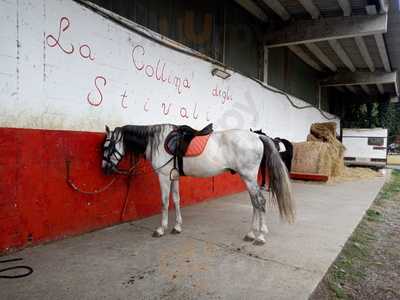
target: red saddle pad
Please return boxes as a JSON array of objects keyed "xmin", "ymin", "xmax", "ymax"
[{"xmin": 185, "ymin": 134, "xmax": 211, "ymax": 157}]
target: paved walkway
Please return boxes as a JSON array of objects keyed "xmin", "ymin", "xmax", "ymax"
[{"xmin": 0, "ymin": 177, "xmax": 385, "ymax": 300}]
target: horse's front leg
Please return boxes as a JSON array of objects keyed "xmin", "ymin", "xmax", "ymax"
[
  {"xmin": 170, "ymin": 180, "xmax": 182, "ymax": 234},
  {"xmin": 153, "ymin": 174, "xmax": 171, "ymax": 237}
]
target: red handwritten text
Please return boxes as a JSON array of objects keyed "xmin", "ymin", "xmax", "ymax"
[
  {"xmin": 212, "ymin": 85, "xmax": 232, "ymax": 104},
  {"xmin": 120, "ymin": 90, "xmax": 128, "ymax": 109},
  {"xmin": 87, "ymin": 76, "xmax": 107, "ymax": 107},
  {"xmin": 79, "ymin": 44, "xmax": 95, "ymax": 61},
  {"xmin": 46, "ymin": 17, "xmax": 95, "ymax": 61},
  {"xmin": 132, "ymin": 44, "xmax": 191, "ymax": 95},
  {"xmin": 46, "ymin": 17, "xmax": 74, "ymax": 54}
]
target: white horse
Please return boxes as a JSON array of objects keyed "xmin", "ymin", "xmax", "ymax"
[{"xmin": 102, "ymin": 124, "xmax": 294, "ymax": 245}]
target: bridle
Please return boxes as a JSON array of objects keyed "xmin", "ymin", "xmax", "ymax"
[
  {"xmin": 103, "ymin": 129, "xmax": 124, "ymax": 171},
  {"xmin": 102, "ymin": 129, "xmax": 174, "ymax": 176}
]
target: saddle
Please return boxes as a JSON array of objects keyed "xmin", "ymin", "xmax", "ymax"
[{"xmin": 165, "ymin": 123, "xmax": 213, "ymax": 177}]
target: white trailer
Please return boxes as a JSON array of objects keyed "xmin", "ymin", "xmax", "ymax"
[{"xmin": 342, "ymin": 128, "xmax": 388, "ymax": 168}]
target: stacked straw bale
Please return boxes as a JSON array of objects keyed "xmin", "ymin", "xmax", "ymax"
[
  {"xmin": 292, "ymin": 122, "xmax": 345, "ymax": 177},
  {"xmin": 291, "ymin": 122, "xmax": 380, "ymax": 181}
]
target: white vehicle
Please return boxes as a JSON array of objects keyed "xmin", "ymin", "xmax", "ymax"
[{"xmin": 342, "ymin": 128, "xmax": 388, "ymax": 168}]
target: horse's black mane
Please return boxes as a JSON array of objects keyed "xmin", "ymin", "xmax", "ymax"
[
  {"xmin": 118, "ymin": 124, "xmax": 176, "ymax": 156},
  {"xmin": 252, "ymin": 129, "xmax": 266, "ymax": 136}
]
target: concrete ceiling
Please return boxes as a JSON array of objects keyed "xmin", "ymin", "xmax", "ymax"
[{"xmin": 235, "ymin": 0, "xmax": 399, "ymax": 101}]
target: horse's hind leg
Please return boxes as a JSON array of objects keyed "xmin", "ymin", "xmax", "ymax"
[
  {"xmin": 153, "ymin": 174, "xmax": 171, "ymax": 237},
  {"xmin": 241, "ymin": 175, "xmax": 267, "ymax": 245},
  {"xmin": 255, "ymin": 192, "xmax": 269, "ymax": 245},
  {"xmin": 243, "ymin": 207, "xmax": 258, "ymax": 241},
  {"xmin": 170, "ymin": 180, "xmax": 182, "ymax": 234}
]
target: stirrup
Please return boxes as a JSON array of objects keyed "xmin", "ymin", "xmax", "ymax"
[{"xmin": 170, "ymin": 168, "xmax": 179, "ymax": 181}]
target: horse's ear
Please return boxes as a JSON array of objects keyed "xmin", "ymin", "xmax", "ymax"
[{"xmin": 105, "ymin": 125, "xmax": 110, "ymax": 134}]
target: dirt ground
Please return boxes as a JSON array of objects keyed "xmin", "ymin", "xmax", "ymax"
[{"xmin": 310, "ymin": 170, "xmax": 400, "ymax": 300}]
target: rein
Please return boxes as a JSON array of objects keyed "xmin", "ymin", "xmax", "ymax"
[
  {"xmin": 65, "ymin": 127, "xmax": 175, "ymax": 220},
  {"xmin": 66, "ymin": 160, "xmax": 120, "ymax": 195},
  {"xmin": 65, "ymin": 156, "xmax": 175, "ymax": 195},
  {"xmin": 0, "ymin": 258, "xmax": 33, "ymax": 279},
  {"xmin": 65, "ymin": 155, "xmax": 174, "ymax": 221}
]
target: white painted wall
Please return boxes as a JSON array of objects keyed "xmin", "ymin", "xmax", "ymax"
[{"xmin": 0, "ymin": 0, "xmax": 339, "ymax": 142}]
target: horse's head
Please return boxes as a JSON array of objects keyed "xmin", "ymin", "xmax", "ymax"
[
  {"xmin": 251, "ymin": 128, "xmax": 266, "ymax": 136},
  {"xmin": 102, "ymin": 125, "xmax": 125, "ymax": 175}
]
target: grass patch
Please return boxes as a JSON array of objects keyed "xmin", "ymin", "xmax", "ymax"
[
  {"xmin": 366, "ymin": 209, "xmax": 383, "ymax": 222},
  {"xmin": 376, "ymin": 170, "xmax": 400, "ymax": 204},
  {"xmin": 327, "ymin": 224, "xmax": 372, "ymax": 298},
  {"xmin": 325, "ymin": 170, "xmax": 400, "ymax": 299}
]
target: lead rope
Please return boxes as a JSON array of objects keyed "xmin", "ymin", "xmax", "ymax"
[
  {"xmin": 66, "ymin": 160, "xmax": 118, "ymax": 195},
  {"xmin": 0, "ymin": 258, "xmax": 33, "ymax": 279},
  {"xmin": 66, "ymin": 156, "xmax": 174, "ymax": 221}
]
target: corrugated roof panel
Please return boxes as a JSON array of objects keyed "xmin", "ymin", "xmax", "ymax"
[
  {"xmin": 351, "ymin": 85, "xmax": 363, "ymax": 94},
  {"xmin": 349, "ymin": 0, "xmax": 369, "ymax": 15},
  {"xmin": 363, "ymin": 35, "xmax": 385, "ymax": 70},
  {"xmin": 338, "ymin": 38, "xmax": 369, "ymax": 70},
  {"xmin": 363, "ymin": 84, "xmax": 379, "ymax": 96},
  {"xmin": 314, "ymin": 0, "xmax": 342, "ymax": 17},
  {"xmin": 278, "ymin": 0, "xmax": 309, "ymax": 17},
  {"xmin": 383, "ymin": 83, "xmax": 395, "ymax": 94},
  {"xmin": 315, "ymin": 41, "xmax": 346, "ymax": 69},
  {"xmin": 297, "ymin": 44, "xmax": 330, "ymax": 71},
  {"xmin": 266, "ymin": 0, "xmax": 369, "ymax": 19}
]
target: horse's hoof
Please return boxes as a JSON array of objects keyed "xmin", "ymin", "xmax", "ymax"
[
  {"xmin": 253, "ymin": 237, "xmax": 266, "ymax": 246},
  {"xmin": 243, "ymin": 232, "xmax": 256, "ymax": 242},
  {"xmin": 171, "ymin": 227, "xmax": 181, "ymax": 234},
  {"xmin": 152, "ymin": 228, "xmax": 164, "ymax": 237}
]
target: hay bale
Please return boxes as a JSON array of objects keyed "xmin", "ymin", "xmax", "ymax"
[
  {"xmin": 291, "ymin": 122, "xmax": 380, "ymax": 182},
  {"xmin": 292, "ymin": 142, "xmax": 331, "ymax": 176},
  {"xmin": 307, "ymin": 122, "xmax": 345, "ymax": 178},
  {"xmin": 310, "ymin": 122, "xmax": 337, "ymax": 141}
]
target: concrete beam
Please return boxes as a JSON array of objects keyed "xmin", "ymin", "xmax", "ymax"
[
  {"xmin": 262, "ymin": 0, "xmax": 291, "ymax": 21},
  {"xmin": 364, "ymin": 7, "xmax": 391, "ymax": 72},
  {"xmin": 328, "ymin": 39, "xmax": 356, "ymax": 72},
  {"xmin": 320, "ymin": 71, "xmax": 397, "ymax": 87},
  {"xmin": 288, "ymin": 45, "xmax": 323, "ymax": 71},
  {"xmin": 305, "ymin": 43, "xmax": 337, "ymax": 71},
  {"xmin": 335, "ymin": 86, "xmax": 347, "ymax": 93},
  {"xmin": 360, "ymin": 84, "xmax": 371, "ymax": 95},
  {"xmin": 346, "ymin": 85, "xmax": 358, "ymax": 94},
  {"xmin": 377, "ymin": 83, "xmax": 385, "ymax": 94},
  {"xmin": 354, "ymin": 36, "xmax": 375, "ymax": 72},
  {"xmin": 297, "ymin": 0, "xmax": 320, "ymax": 19},
  {"xmin": 379, "ymin": 0, "xmax": 389, "ymax": 13},
  {"xmin": 265, "ymin": 14, "xmax": 387, "ymax": 48},
  {"xmin": 337, "ymin": 0, "xmax": 352, "ymax": 16},
  {"xmin": 234, "ymin": 0, "xmax": 268, "ymax": 22},
  {"xmin": 374, "ymin": 33, "xmax": 391, "ymax": 72}
]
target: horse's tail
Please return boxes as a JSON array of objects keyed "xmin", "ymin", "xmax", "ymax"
[{"xmin": 259, "ymin": 135, "xmax": 295, "ymax": 223}]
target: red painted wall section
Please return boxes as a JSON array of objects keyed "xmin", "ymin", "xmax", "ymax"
[{"xmin": 0, "ymin": 127, "xmax": 246, "ymax": 254}]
